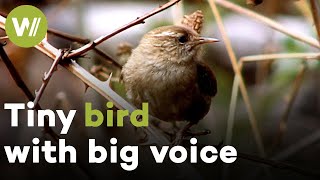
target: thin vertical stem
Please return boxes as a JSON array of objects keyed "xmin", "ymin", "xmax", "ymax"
[
  {"xmin": 208, "ymin": 0, "xmax": 265, "ymax": 156},
  {"xmin": 274, "ymin": 63, "xmax": 307, "ymax": 147},
  {"xmin": 310, "ymin": 0, "xmax": 320, "ymax": 42}
]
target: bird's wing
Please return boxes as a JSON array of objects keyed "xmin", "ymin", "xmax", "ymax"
[{"xmin": 196, "ymin": 62, "xmax": 217, "ymax": 97}]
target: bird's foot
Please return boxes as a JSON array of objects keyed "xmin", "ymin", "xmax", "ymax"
[
  {"xmin": 185, "ymin": 129, "xmax": 211, "ymax": 137},
  {"xmin": 172, "ymin": 122, "xmax": 211, "ymax": 146}
]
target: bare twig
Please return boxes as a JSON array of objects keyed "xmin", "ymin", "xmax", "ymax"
[
  {"xmin": 0, "ymin": 42, "xmax": 59, "ymax": 142},
  {"xmin": 294, "ymin": 0, "xmax": 313, "ymax": 24},
  {"xmin": 208, "ymin": 0, "xmax": 266, "ymax": 157},
  {"xmin": 0, "ymin": 43, "xmax": 34, "ymax": 101},
  {"xmin": 48, "ymin": 28, "xmax": 90, "ymax": 44},
  {"xmin": 310, "ymin": 0, "xmax": 320, "ymax": 42},
  {"xmin": 0, "ymin": 11, "xmax": 121, "ymax": 68},
  {"xmin": 239, "ymin": 53, "xmax": 320, "ymax": 63},
  {"xmin": 237, "ymin": 54, "xmax": 318, "ymax": 147},
  {"xmin": 48, "ymin": 28, "xmax": 121, "ymax": 68},
  {"xmin": 66, "ymin": 0, "xmax": 182, "ymax": 58},
  {"xmin": 215, "ymin": 0, "xmax": 320, "ymax": 49},
  {"xmin": 0, "ymin": 44, "xmax": 93, "ymax": 178},
  {"xmin": 33, "ymin": 49, "xmax": 64, "ymax": 108},
  {"xmin": 274, "ymin": 63, "xmax": 307, "ymax": 147},
  {"xmin": 225, "ymin": 75, "xmax": 240, "ymax": 145}
]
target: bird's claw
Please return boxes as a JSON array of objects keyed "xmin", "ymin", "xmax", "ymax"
[
  {"xmin": 185, "ymin": 129, "xmax": 211, "ymax": 137},
  {"xmin": 172, "ymin": 131, "xmax": 184, "ymax": 146},
  {"xmin": 172, "ymin": 128, "xmax": 212, "ymax": 146}
]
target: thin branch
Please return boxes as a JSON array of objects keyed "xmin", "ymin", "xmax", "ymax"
[
  {"xmin": 66, "ymin": 0, "xmax": 182, "ymax": 58},
  {"xmin": 33, "ymin": 49, "xmax": 64, "ymax": 108},
  {"xmin": 239, "ymin": 53, "xmax": 320, "ymax": 63},
  {"xmin": 208, "ymin": 0, "xmax": 266, "ymax": 157},
  {"xmin": 0, "ymin": 11, "xmax": 121, "ymax": 68},
  {"xmin": 93, "ymin": 47, "xmax": 119, "ymax": 65},
  {"xmin": 48, "ymin": 28, "xmax": 90, "ymax": 44},
  {"xmin": 225, "ymin": 75, "xmax": 240, "ymax": 145},
  {"xmin": 224, "ymin": 49, "xmax": 316, "ymax": 147},
  {"xmin": 0, "ymin": 42, "xmax": 59, "ymax": 142},
  {"xmin": 310, "ymin": 0, "xmax": 320, "ymax": 43},
  {"xmin": 47, "ymin": 28, "xmax": 122, "ymax": 68},
  {"xmin": 0, "ymin": 43, "xmax": 34, "ymax": 100},
  {"xmin": 0, "ymin": 44, "xmax": 94, "ymax": 179},
  {"xmin": 236, "ymin": 54, "xmax": 318, "ymax": 155},
  {"xmin": 215, "ymin": 0, "xmax": 320, "ymax": 49},
  {"xmin": 274, "ymin": 63, "xmax": 307, "ymax": 147},
  {"xmin": 294, "ymin": 0, "xmax": 313, "ymax": 24}
]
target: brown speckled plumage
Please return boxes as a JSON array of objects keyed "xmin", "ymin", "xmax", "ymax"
[{"xmin": 121, "ymin": 25, "xmax": 218, "ymax": 124}]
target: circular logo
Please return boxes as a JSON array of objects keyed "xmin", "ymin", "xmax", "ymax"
[{"xmin": 5, "ymin": 5, "xmax": 48, "ymax": 48}]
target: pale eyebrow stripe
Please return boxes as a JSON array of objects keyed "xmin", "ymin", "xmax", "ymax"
[{"xmin": 151, "ymin": 31, "xmax": 184, "ymax": 38}]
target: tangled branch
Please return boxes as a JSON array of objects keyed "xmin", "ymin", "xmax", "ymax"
[{"xmin": 0, "ymin": 42, "xmax": 60, "ymax": 142}]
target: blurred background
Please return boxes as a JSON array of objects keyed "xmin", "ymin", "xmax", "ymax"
[{"xmin": 0, "ymin": 0, "xmax": 319, "ymax": 180}]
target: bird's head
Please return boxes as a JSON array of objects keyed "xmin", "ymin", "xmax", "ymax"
[{"xmin": 139, "ymin": 25, "xmax": 218, "ymax": 64}]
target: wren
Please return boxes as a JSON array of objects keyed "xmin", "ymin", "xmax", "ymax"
[{"xmin": 121, "ymin": 14, "xmax": 218, "ymax": 144}]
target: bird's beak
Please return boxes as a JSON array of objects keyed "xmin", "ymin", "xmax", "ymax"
[{"xmin": 195, "ymin": 37, "xmax": 219, "ymax": 45}]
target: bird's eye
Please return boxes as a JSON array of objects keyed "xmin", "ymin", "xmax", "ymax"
[{"xmin": 178, "ymin": 35, "xmax": 188, "ymax": 43}]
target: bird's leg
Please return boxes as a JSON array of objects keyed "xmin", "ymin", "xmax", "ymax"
[
  {"xmin": 134, "ymin": 115, "xmax": 149, "ymax": 144},
  {"xmin": 172, "ymin": 122, "xmax": 195, "ymax": 145},
  {"xmin": 185, "ymin": 129, "xmax": 211, "ymax": 137},
  {"xmin": 172, "ymin": 122, "xmax": 211, "ymax": 145}
]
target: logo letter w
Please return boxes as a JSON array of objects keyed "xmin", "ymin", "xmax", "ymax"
[{"xmin": 12, "ymin": 17, "xmax": 41, "ymax": 37}]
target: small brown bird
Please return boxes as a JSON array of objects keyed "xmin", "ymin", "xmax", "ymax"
[{"xmin": 121, "ymin": 24, "xmax": 218, "ymax": 144}]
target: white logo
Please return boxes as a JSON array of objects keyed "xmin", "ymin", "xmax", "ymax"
[{"xmin": 11, "ymin": 17, "xmax": 41, "ymax": 37}]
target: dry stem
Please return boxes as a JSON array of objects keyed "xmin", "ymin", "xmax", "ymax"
[
  {"xmin": 48, "ymin": 28, "xmax": 121, "ymax": 68},
  {"xmin": 274, "ymin": 63, "xmax": 307, "ymax": 147},
  {"xmin": 33, "ymin": 49, "xmax": 64, "ymax": 108},
  {"xmin": 225, "ymin": 75, "xmax": 240, "ymax": 145},
  {"xmin": 239, "ymin": 53, "xmax": 320, "ymax": 63},
  {"xmin": 0, "ymin": 12, "xmax": 121, "ymax": 68},
  {"xmin": 208, "ymin": 0, "xmax": 266, "ymax": 157},
  {"xmin": 215, "ymin": 0, "xmax": 320, "ymax": 49},
  {"xmin": 310, "ymin": 0, "xmax": 320, "ymax": 43},
  {"xmin": 48, "ymin": 28, "xmax": 90, "ymax": 44},
  {"xmin": 0, "ymin": 42, "xmax": 60, "ymax": 142}
]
